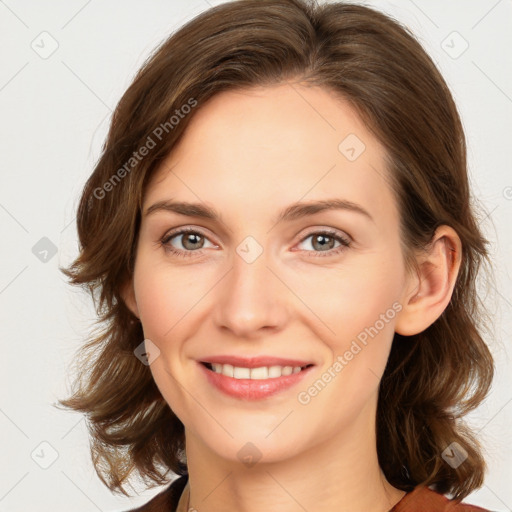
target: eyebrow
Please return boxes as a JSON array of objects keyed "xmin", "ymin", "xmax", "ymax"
[{"xmin": 144, "ymin": 198, "xmax": 374, "ymax": 224}]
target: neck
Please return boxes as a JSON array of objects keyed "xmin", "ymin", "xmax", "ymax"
[{"xmin": 184, "ymin": 395, "xmax": 406, "ymax": 512}]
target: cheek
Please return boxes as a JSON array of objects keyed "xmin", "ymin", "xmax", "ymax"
[
  {"xmin": 136, "ymin": 280, "xmax": 174, "ymax": 340},
  {"xmin": 133, "ymin": 255, "xmax": 209, "ymax": 341},
  {"xmin": 132, "ymin": 258, "xmax": 198, "ymax": 412},
  {"xmin": 296, "ymin": 255, "xmax": 403, "ymax": 381},
  {"xmin": 301, "ymin": 257, "xmax": 402, "ymax": 333}
]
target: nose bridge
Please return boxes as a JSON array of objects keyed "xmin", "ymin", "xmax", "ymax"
[{"xmin": 213, "ymin": 241, "xmax": 286, "ymax": 336}]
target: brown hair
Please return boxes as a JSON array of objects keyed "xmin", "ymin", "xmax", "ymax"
[{"xmin": 57, "ymin": 0, "xmax": 495, "ymax": 501}]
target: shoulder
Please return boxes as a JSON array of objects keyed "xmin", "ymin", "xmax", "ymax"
[
  {"xmin": 392, "ymin": 485, "xmax": 493, "ymax": 512},
  {"xmin": 122, "ymin": 474, "xmax": 189, "ymax": 512}
]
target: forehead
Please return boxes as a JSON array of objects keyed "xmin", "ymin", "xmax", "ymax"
[{"xmin": 144, "ymin": 83, "xmax": 398, "ymax": 229}]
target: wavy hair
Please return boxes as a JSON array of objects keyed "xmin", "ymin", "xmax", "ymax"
[{"xmin": 57, "ymin": 0, "xmax": 495, "ymax": 501}]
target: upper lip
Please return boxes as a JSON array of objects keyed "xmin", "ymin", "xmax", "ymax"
[{"xmin": 199, "ymin": 355, "xmax": 315, "ymax": 368}]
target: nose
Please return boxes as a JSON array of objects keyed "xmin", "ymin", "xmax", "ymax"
[{"xmin": 212, "ymin": 248, "xmax": 289, "ymax": 339}]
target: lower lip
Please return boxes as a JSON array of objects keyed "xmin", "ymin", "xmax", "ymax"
[{"xmin": 198, "ymin": 362, "xmax": 315, "ymax": 400}]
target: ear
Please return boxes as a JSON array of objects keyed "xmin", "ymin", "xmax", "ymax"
[
  {"xmin": 120, "ymin": 278, "xmax": 140, "ymax": 320},
  {"xmin": 394, "ymin": 225, "xmax": 462, "ymax": 336}
]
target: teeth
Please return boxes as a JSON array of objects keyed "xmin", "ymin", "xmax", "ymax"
[{"xmin": 209, "ymin": 363, "xmax": 305, "ymax": 379}]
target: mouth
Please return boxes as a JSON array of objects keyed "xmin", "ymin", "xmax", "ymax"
[
  {"xmin": 200, "ymin": 361, "xmax": 315, "ymax": 380},
  {"xmin": 198, "ymin": 360, "xmax": 315, "ymax": 400}
]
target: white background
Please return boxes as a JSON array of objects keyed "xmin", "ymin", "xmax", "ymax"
[{"xmin": 0, "ymin": 1, "xmax": 511, "ymax": 511}]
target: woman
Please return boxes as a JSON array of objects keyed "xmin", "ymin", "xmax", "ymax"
[{"xmin": 57, "ymin": 1, "xmax": 495, "ymax": 510}]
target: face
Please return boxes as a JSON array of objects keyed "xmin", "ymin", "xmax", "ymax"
[{"xmin": 126, "ymin": 82, "xmax": 413, "ymax": 466}]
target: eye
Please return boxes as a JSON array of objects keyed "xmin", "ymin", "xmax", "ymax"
[
  {"xmin": 160, "ymin": 227, "xmax": 216, "ymax": 258},
  {"xmin": 160, "ymin": 227, "xmax": 351, "ymax": 259},
  {"xmin": 295, "ymin": 229, "xmax": 351, "ymax": 257}
]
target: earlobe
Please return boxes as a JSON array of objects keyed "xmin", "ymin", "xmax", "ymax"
[
  {"xmin": 394, "ymin": 225, "xmax": 462, "ymax": 336},
  {"xmin": 120, "ymin": 278, "xmax": 140, "ymax": 320}
]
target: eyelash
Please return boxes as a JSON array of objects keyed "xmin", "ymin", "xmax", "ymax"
[{"xmin": 160, "ymin": 227, "xmax": 351, "ymax": 259}]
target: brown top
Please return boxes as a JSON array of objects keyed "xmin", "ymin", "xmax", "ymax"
[
  {"xmin": 389, "ymin": 485, "xmax": 491, "ymax": 511},
  {"xmin": 126, "ymin": 475, "xmax": 492, "ymax": 512}
]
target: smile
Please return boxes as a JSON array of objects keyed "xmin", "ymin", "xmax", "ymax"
[
  {"xmin": 199, "ymin": 361, "xmax": 315, "ymax": 400},
  {"xmin": 203, "ymin": 362, "xmax": 313, "ymax": 379}
]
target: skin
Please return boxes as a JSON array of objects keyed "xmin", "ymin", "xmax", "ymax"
[{"xmin": 122, "ymin": 82, "xmax": 462, "ymax": 512}]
